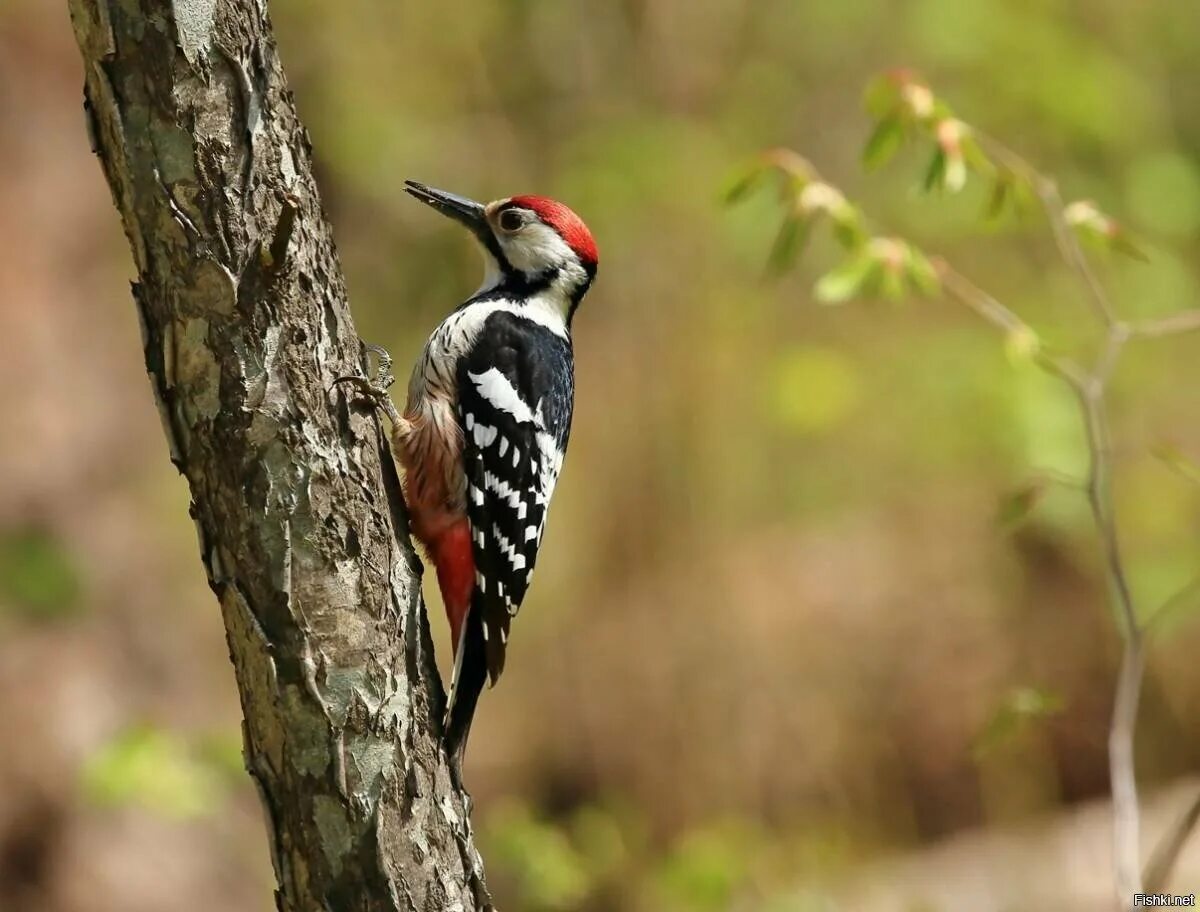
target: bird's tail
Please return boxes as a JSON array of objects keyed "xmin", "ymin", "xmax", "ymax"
[{"xmin": 444, "ymin": 594, "xmax": 488, "ymax": 779}]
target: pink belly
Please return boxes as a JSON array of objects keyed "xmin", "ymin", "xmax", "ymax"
[{"xmin": 398, "ymin": 405, "xmax": 473, "ymax": 655}]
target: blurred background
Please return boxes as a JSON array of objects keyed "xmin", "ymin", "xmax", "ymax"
[{"xmin": 2, "ymin": 1, "xmax": 1200, "ymax": 909}]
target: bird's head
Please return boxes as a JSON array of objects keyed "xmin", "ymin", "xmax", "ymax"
[{"xmin": 405, "ymin": 180, "xmax": 598, "ymax": 323}]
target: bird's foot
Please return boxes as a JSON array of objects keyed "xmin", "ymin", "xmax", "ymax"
[{"xmin": 333, "ymin": 343, "xmax": 403, "ymax": 425}]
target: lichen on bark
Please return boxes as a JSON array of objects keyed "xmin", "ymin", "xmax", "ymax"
[{"xmin": 66, "ymin": 1, "xmax": 491, "ymax": 908}]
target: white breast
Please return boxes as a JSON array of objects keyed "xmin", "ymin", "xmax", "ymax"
[{"xmin": 406, "ymin": 296, "xmax": 568, "ymax": 412}]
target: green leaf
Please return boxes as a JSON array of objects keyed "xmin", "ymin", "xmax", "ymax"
[
  {"xmin": 1009, "ymin": 174, "xmax": 1038, "ymax": 215},
  {"xmin": 960, "ymin": 133, "xmax": 993, "ymax": 175},
  {"xmin": 862, "ymin": 118, "xmax": 905, "ymax": 171},
  {"xmin": 814, "ymin": 255, "xmax": 876, "ymax": 304},
  {"xmin": 863, "ymin": 73, "xmax": 904, "ymax": 119},
  {"xmin": 830, "ymin": 206, "xmax": 867, "ymax": 249},
  {"xmin": 996, "ymin": 479, "xmax": 1047, "ymax": 528},
  {"xmin": 1064, "ymin": 200, "xmax": 1150, "ymax": 261},
  {"xmin": 905, "ymin": 246, "xmax": 940, "ymax": 295},
  {"xmin": 985, "ymin": 173, "xmax": 1012, "ymax": 221},
  {"xmin": 1109, "ymin": 229, "xmax": 1151, "ymax": 263},
  {"xmin": 878, "ymin": 265, "xmax": 906, "ymax": 300},
  {"xmin": 922, "ymin": 149, "xmax": 946, "ymax": 193},
  {"xmin": 974, "ymin": 686, "xmax": 1064, "ymax": 759},
  {"xmin": 767, "ymin": 214, "xmax": 812, "ymax": 275},
  {"xmin": 721, "ymin": 162, "xmax": 767, "ymax": 206}
]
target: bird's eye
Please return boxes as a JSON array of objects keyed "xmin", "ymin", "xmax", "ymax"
[{"xmin": 498, "ymin": 209, "xmax": 524, "ymax": 232}]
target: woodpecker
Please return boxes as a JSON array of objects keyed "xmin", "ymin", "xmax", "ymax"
[{"xmin": 340, "ymin": 180, "xmax": 598, "ymax": 775}]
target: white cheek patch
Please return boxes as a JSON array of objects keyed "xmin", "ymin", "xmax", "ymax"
[{"xmin": 501, "ymin": 223, "xmax": 575, "ymax": 274}]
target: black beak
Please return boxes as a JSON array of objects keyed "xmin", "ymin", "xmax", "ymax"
[{"xmin": 404, "ymin": 180, "xmax": 490, "ymax": 242}]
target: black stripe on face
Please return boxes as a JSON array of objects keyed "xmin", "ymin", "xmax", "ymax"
[
  {"xmin": 475, "ymin": 229, "xmax": 512, "ymax": 276},
  {"xmin": 464, "ymin": 266, "xmax": 562, "ymax": 309},
  {"xmin": 566, "ymin": 262, "xmax": 596, "ymax": 325}
]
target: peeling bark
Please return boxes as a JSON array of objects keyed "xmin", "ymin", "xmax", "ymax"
[{"xmin": 66, "ymin": 1, "xmax": 491, "ymax": 908}]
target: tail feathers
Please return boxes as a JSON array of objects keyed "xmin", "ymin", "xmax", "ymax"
[
  {"xmin": 444, "ymin": 599, "xmax": 488, "ymax": 777},
  {"xmin": 483, "ymin": 612, "xmax": 509, "ymax": 685}
]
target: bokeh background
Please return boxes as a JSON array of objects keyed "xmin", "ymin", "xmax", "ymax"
[{"xmin": 3, "ymin": 1, "xmax": 1200, "ymax": 910}]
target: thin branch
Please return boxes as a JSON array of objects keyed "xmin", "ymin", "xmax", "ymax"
[
  {"xmin": 942, "ymin": 225, "xmax": 1146, "ymax": 905},
  {"xmin": 1029, "ymin": 466, "xmax": 1088, "ymax": 491},
  {"xmin": 1036, "ymin": 177, "xmax": 1119, "ymax": 329},
  {"xmin": 1087, "ymin": 350, "xmax": 1146, "ymax": 912},
  {"xmin": 1131, "ymin": 310, "xmax": 1200, "ymax": 338},
  {"xmin": 1111, "ymin": 639, "xmax": 1147, "ymax": 901},
  {"xmin": 1076, "ymin": 384, "xmax": 1139, "ymax": 640},
  {"xmin": 1155, "ymin": 450, "xmax": 1200, "ymax": 490},
  {"xmin": 767, "ymin": 118, "xmax": 1171, "ymax": 905},
  {"xmin": 933, "ymin": 261, "xmax": 1025, "ymax": 333},
  {"xmin": 1094, "ymin": 323, "xmax": 1130, "ymax": 386},
  {"xmin": 1074, "ymin": 347, "xmax": 1145, "ymax": 906},
  {"xmin": 946, "ymin": 132, "xmax": 1149, "ymax": 904},
  {"xmin": 976, "ymin": 133, "xmax": 1118, "ymax": 328},
  {"xmin": 1143, "ymin": 571, "xmax": 1200, "ymax": 890},
  {"xmin": 937, "ymin": 245, "xmax": 1146, "ymax": 905},
  {"xmin": 934, "ymin": 261, "xmax": 1087, "ymax": 391},
  {"xmin": 934, "ymin": 227, "xmax": 1147, "ymax": 909}
]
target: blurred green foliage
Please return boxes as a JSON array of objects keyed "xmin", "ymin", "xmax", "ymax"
[
  {"xmin": 484, "ymin": 802, "xmax": 594, "ymax": 909},
  {"xmin": 480, "ymin": 800, "xmax": 861, "ymax": 912},
  {"xmin": 0, "ymin": 526, "xmax": 83, "ymax": 621},
  {"xmin": 973, "ymin": 686, "xmax": 1065, "ymax": 760},
  {"xmin": 727, "ymin": 63, "xmax": 1199, "ymax": 613},
  {"xmin": 82, "ymin": 725, "xmax": 241, "ymax": 820},
  {"xmin": 766, "ymin": 347, "xmax": 862, "ymax": 436},
  {"xmin": 653, "ymin": 822, "xmax": 763, "ymax": 911}
]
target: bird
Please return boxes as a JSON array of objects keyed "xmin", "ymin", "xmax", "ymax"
[{"xmin": 338, "ymin": 180, "xmax": 598, "ymax": 779}]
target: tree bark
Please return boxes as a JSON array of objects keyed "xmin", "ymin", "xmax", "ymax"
[{"xmin": 66, "ymin": 1, "xmax": 491, "ymax": 909}]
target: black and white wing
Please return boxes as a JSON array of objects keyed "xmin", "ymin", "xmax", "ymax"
[{"xmin": 458, "ymin": 310, "xmax": 574, "ymax": 684}]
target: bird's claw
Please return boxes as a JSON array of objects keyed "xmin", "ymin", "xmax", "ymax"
[
  {"xmin": 333, "ymin": 342, "xmax": 402, "ymax": 424},
  {"xmin": 332, "ymin": 374, "xmax": 387, "ymax": 404},
  {"xmin": 362, "ymin": 343, "xmax": 396, "ymax": 391}
]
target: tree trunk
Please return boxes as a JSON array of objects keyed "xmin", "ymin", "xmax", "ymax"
[{"xmin": 66, "ymin": 1, "xmax": 491, "ymax": 908}]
